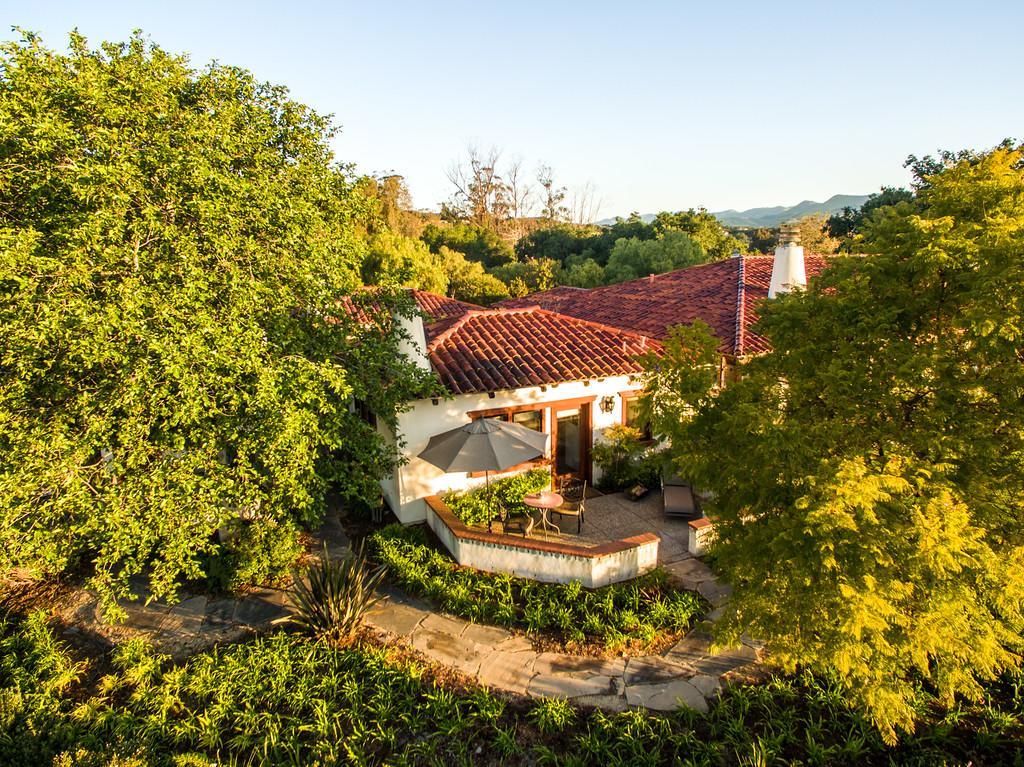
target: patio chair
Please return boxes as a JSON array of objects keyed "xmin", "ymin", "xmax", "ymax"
[
  {"xmin": 552, "ymin": 479, "xmax": 587, "ymax": 534},
  {"xmin": 493, "ymin": 501, "xmax": 535, "ymax": 537},
  {"xmin": 662, "ymin": 475, "xmax": 701, "ymax": 520}
]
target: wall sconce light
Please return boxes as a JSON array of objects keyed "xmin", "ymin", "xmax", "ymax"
[{"xmin": 599, "ymin": 396, "xmax": 616, "ymax": 414}]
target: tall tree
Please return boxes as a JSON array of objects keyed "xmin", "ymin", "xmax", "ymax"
[
  {"xmin": 536, "ymin": 164, "xmax": 568, "ymax": 223},
  {"xmin": 604, "ymin": 231, "xmax": 706, "ymax": 283},
  {"xmin": 793, "ymin": 213, "xmax": 840, "ymax": 254},
  {"xmin": 653, "ymin": 208, "xmax": 744, "ymax": 260},
  {"xmin": 444, "ymin": 145, "xmax": 512, "ymax": 228},
  {"xmin": 826, "ymin": 186, "xmax": 915, "ymax": 241},
  {"xmin": 0, "ymin": 32, "xmax": 435, "ymax": 614},
  {"xmin": 643, "ymin": 145, "xmax": 1024, "ymax": 741}
]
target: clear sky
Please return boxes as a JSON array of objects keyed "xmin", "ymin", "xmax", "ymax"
[{"xmin": 3, "ymin": 1, "xmax": 1021, "ymax": 217}]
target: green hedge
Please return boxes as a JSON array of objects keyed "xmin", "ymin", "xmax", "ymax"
[
  {"xmin": 442, "ymin": 467, "xmax": 551, "ymax": 526},
  {"xmin": 368, "ymin": 524, "xmax": 704, "ymax": 652},
  {"xmin": 2, "ymin": 611, "xmax": 1022, "ymax": 766}
]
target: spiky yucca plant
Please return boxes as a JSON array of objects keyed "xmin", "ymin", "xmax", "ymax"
[{"xmin": 287, "ymin": 541, "xmax": 386, "ymax": 640}]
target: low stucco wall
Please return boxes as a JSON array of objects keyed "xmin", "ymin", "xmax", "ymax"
[
  {"xmin": 688, "ymin": 517, "xmax": 714, "ymax": 556},
  {"xmin": 425, "ymin": 496, "xmax": 659, "ymax": 588}
]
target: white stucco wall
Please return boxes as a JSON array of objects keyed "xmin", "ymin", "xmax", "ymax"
[
  {"xmin": 425, "ymin": 500, "xmax": 659, "ymax": 588},
  {"xmin": 383, "ymin": 375, "xmax": 640, "ymax": 523}
]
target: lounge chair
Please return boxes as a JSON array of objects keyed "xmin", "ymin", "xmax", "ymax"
[{"xmin": 662, "ymin": 475, "xmax": 701, "ymax": 520}]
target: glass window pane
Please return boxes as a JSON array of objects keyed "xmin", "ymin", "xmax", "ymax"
[
  {"xmin": 556, "ymin": 412, "xmax": 581, "ymax": 474},
  {"xmin": 624, "ymin": 397, "xmax": 651, "ymax": 439},
  {"xmin": 513, "ymin": 409, "xmax": 542, "ymax": 432}
]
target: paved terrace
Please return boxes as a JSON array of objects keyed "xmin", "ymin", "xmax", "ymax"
[{"xmin": 492, "ymin": 488, "xmax": 695, "ymax": 565}]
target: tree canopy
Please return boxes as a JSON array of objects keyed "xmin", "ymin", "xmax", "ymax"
[
  {"xmin": 603, "ymin": 231, "xmax": 706, "ymax": 283},
  {"xmin": 826, "ymin": 186, "xmax": 915, "ymax": 241},
  {"xmin": 643, "ymin": 145, "xmax": 1024, "ymax": 740},
  {"xmin": 0, "ymin": 32, "xmax": 435, "ymax": 613}
]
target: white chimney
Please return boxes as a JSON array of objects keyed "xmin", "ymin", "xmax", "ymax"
[
  {"xmin": 394, "ymin": 311, "xmax": 431, "ymax": 371},
  {"xmin": 768, "ymin": 222, "xmax": 806, "ymax": 298}
]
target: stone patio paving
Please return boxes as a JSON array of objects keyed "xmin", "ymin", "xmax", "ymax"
[{"xmin": 504, "ymin": 488, "xmax": 695, "ymax": 565}]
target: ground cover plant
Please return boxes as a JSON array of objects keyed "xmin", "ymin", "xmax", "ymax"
[
  {"xmin": 2, "ymin": 610, "xmax": 1022, "ymax": 766},
  {"xmin": 443, "ymin": 468, "xmax": 551, "ymax": 526},
  {"xmin": 368, "ymin": 524, "xmax": 704, "ymax": 653}
]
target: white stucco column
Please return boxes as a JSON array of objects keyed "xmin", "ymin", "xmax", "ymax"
[{"xmin": 394, "ymin": 311, "xmax": 431, "ymax": 371}]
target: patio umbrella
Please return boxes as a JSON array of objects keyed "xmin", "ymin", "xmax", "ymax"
[{"xmin": 418, "ymin": 418, "xmax": 548, "ymax": 481}]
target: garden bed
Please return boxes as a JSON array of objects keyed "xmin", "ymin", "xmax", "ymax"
[
  {"xmin": 2, "ymin": 608, "xmax": 1021, "ymax": 767},
  {"xmin": 368, "ymin": 524, "xmax": 705, "ymax": 657}
]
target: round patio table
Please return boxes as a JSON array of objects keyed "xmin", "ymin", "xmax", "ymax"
[{"xmin": 523, "ymin": 491, "xmax": 563, "ymax": 533}]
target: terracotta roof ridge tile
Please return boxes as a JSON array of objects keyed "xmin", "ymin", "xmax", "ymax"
[{"xmin": 734, "ymin": 255, "xmax": 746, "ymax": 356}]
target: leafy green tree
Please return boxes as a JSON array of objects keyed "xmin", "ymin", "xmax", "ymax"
[
  {"xmin": 0, "ymin": 32, "xmax": 435, "ymax": 614},
  {"xmin": 652, "ymin": 208, "xmax": 744, "ymax": 260},
  {"xmin": 604, "ymin": 231, "xmax": 705, "ymax": 283},
  {"xmin": 563, "ymin": 257, "xmax": 605, "ymax": 288},
  {"xmin": 361, "ymin": 232, "xmax": 447, "ymax": 294},
  {"xmin": 514, "ymin": 223, "xmax": 593, "ymax": 263},
  {"xmin": 437, "ymin": 247, "xmax": 509, "ymax": 305},
  {"xmin": 489, "ymin": 257, "xmax": 560, "ymax": 296},
  {"xmin": 356, "ymin": 174, "xmax": 422, "ymax": 238},
  {"xmin": 826, "ymin": 186, "xmax": 915, "ymax": 240},
  {"xmin": 793, "ymin": 213, "xmax": 840, "ymax": 254},
  {"xmin": 421, "ymin": 221, "xmax": 514, "ymax": 268},
  {"xmin": 730, "ymin": 226, "xmax": 777, "ymax": 254},
  {"xmin": 643, "ymin": 145, "xmax": 1024, "ymax": 741}
]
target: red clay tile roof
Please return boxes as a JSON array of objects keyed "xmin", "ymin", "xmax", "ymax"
[
  {"xmin": 338, "ymin": 288, "xmax": 480, "ymax": 328},
  {"xmin": 410, "ymin": 289, "xmax": 481, "ymax": 322},
  {"xmin": 498, "ymin": 255, "xmax": 830, "ymax": 356},
  {"xmin": 427, "ymin": 307, "xmax": 660, "ymax": 395}
]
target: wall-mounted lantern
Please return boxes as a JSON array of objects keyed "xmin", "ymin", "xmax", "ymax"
[{"xmin": 599, "ymin": 395, "xmax": 616, "ymax": 414}]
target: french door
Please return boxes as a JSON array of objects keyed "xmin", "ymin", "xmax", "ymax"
[{"xmin": 553, "ymin": 404, "xmax": 591, "ymax": 483}]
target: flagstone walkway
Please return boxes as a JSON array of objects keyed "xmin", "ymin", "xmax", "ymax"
[
  {"xmin": 364, "ymin": 558, "xmax": 761, "ymax": 713},
  {"xmin": 55, "ymin": 510, "xmax": 760, "ymax": 715}
]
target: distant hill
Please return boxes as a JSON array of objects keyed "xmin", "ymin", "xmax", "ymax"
[{"xmin": 596, "ymin": 194, "xmax": 871, "ymax": 229}]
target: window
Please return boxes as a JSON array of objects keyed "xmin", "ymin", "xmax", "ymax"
[
  {"xmin": 512, "ymin": 409, "xmax": 543, "ymax": 432},
  {"xmin": 353, "ymin": 399, "xmax": 377, "ymax": 428},
  {"xmin": 622, "ymin": 394, "xmax": 653, "ymax": 441}
]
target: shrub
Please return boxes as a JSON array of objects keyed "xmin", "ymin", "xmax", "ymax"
[
  {"xmin": 593, "ymin": 425, "xmax": 665, "ymax": 492},
  {"xmin": 206, "ymin": 517, "xmax": 304, "ymax": 592},
  {"xmin": 529, "ymin": 697, "xmax": 577, "ymax": 734},
  {"xmin": 368, "ymin": 525, "xmax": 704, "ymax": 652},
  {"xmin": 443, "ymin": 468, "xmax": 550, "ymax": 526},
  {"xmin": 287, "ymin": 541, "xmax": 386, "ymax": 640},
  {"xmin": 3, "ymin": 613, "xmax": 1023, "ymax": 765}
]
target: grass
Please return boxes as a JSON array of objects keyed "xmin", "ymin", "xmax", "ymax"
[
  {"xmin": 2, "ymin": 611, "xmax": 1023, "ymax": 766},
  {"xmin": 368, "ymin": 523, "xmax": 705, "ymax": 654}
]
